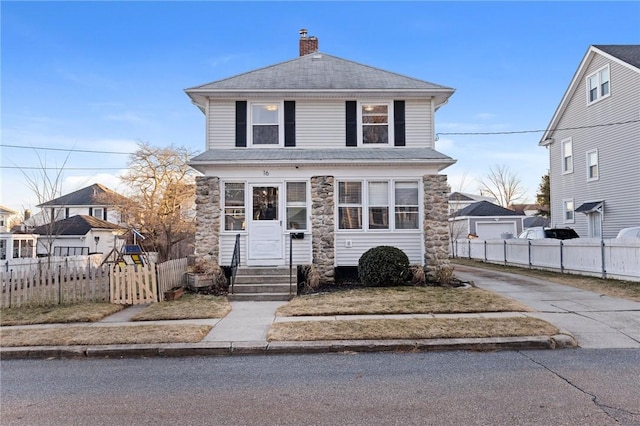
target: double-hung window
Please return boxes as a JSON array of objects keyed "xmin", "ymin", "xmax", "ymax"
[
  {"xmin": 92, "ymin": 207, "xmax": 104, "ymax": 220},
  {"xmin": 587, "ymin": 149, "xmax": 599, "ymax": 181},
  {"xmin": 286, "ymin": 182, "xmax": 307, "ymax": 231},
  {"xmin": 395, "ymin": 181, "xmax": 419, "ymax": 229},
  {"xmin": 360, "ymin": 102, "xmax": 391, "ymax": 145},
  {"xmin": 563, "ymin": 199, "xmax": 575, "ymax": 223},
  {"xmin": 250, "ymin": 102, "xmax": 282, "ymax": 146},
  {"xmin": 562, "ymin": 138, "xmax": 573, "ymax": 174},
  {"xmin": 587, "ymin": 65, "xmax": 610, "ymax": 104},
  {"xmin": 224, "ymin": 183, "xmax": 246, "ymax": 231},
  {"xmin": 338, "ymin": 182, "xmax": 363, "ymax": 230},
  {"xmin": 368, "ymin": 181, "xmax": 389, "ymax": 229}
]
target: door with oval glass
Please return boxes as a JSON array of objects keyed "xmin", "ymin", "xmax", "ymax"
[{"xmin": 248, "ymin": 184, "xmax": 283, "ymax": 265}]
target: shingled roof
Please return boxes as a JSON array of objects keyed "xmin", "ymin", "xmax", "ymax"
[
  {"xmin": 32, "ymin": 215, "xmax": 123, "ymax": 236},
  {"xmin": 37, "ymin": 183, "xmax": 126, "ymax": 207},
  {"xmin": 452, "ymin": 201, "xmax": 524, "ymax": 218},
  {"xmin": 594, "ymin": 45, "xmax": 640, "ymax": 69}
]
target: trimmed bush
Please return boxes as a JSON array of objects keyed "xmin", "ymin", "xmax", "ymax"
[{"xmin": 358, "ymin": 246, "xmax": 410, "ymax": 287}]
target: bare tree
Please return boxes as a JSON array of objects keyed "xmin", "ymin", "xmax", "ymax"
[
  {"xmin": 100, "ymin": 141, "xmax": 198, "ymax": 262},
  {"xmin": 18, "ymin": 150, "xmax": 72, "ymax": 260},
  {"xmin": 477, "ymin": 164, "xmax": 527, "ymax": 208}
]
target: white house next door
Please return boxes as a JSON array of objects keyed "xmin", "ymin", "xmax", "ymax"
[{"xmin": 248, "ymin": 185, "xmax": 283, "ymax": 265}]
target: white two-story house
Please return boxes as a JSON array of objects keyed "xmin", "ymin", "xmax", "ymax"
[
  {"xmin": 540, "ymin": 45, "xmax": 640, "ymax": 239},
  {"xmin": 185, "ymin": 31, "xmax": 456, "ymax": 283}
]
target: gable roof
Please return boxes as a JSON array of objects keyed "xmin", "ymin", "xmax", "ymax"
[
  {"xmin": 0, "ymin": 205, "xmax": 18, "ymax": 215},
  {"xmin": 452, "ymin": 201, "xmax": 524, "ymax": 218},
  {"xmin": 37, "ymin": 183, "xmax": 126, "ymax": 208},
  {"xmin": 448, "ymin": 192, "xmax": 496, "ymax": 203},
  {"xmin": 540, "ymin": 44, "xmax": 640, "ymax": 145},
  {"xmin": 185, "ymin": 52, "xmax": 455, "ymax": 107},
  {"xmin": 32, "ymin": 215, "xmax": 123, "ymax": 236}
]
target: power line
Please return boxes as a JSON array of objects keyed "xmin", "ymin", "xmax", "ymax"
[
  {"xmin": 435, "ymin": 119, "xmax": 639, "ymax": 140},
  {"xmin": 0, "ymin": 144, "xmax": 132, "ymax": 155}
]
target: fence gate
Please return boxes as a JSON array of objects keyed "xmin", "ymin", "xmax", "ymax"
[{"xmin": 110, "ymin": 263, "xmax": 158, "ymax": 305}]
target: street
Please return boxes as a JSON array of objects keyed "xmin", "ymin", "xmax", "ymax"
[{"xmin": 2, "ymin": 350, "xmax": 639, "ymax": 425}]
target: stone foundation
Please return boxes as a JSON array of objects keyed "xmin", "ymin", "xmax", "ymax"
[
  {"xmin": 195, "ymin": 176, "xmax": 221, "ymax": 260},
  {"xmin": 423, "ymin": 174, "xmax": 451, "ymax": 280},
  {"xmin": 310, "ymin": 175, "xmax": 335, "ymax": 284}
]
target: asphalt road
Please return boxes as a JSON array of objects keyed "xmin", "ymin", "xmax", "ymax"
[{"xmin": 2, "ymin": 349, "xmax": 639, "ymax": 426}]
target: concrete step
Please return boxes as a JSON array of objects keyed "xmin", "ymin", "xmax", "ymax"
[
  {"xmin": 228, "ymin": 292, "xmax": 294, "ymax": 302},
  {"xmin": 234, "ymin": 274, "xmax": 292, "ymax": 285},
  {"xmin": 231, "ymin": 283, "xmax": 294, "ymax": 293},
  {"xmin": 235, "ymin": 267, "xmax": 293, "ymax": 276}
]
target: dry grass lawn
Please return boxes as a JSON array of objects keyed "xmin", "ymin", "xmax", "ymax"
[
  {"xmin": 0, "ymin": 324, "xmax": 212, "ymax": 347},
  {"xmin": 277, "ymin": 286, "xmax": 530, "ymax": 317},
  {"xmin": 132, "ymin": 294, "xmax": 231, "ymax": 321},
  {"xmin": 268, "ymin": 317, "xmax": 558, "ymax": 341},
  {"xmin": 452, "ymin": 258, "xmax": 640, "ymax": 301},
  {"xmin": 0, "ymin": 303, "xmax": 124, "ymax": 326}
]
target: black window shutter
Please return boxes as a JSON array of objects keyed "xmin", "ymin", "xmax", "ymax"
[
  {"xmin": 345, "ymin": 101, "xmax": 357, "ymax": 147},
  {"xmin": 235, "ymin": 101, "xmax": 247, "ymax": 147},
  {"xmin": 89, "ymin": 207, "xmax": 93, "ymax": 217},
  {"xmin": 103, "ymin": 208, "xmax": 107, "ymax": 221},
  {"xmin": 394, "ymin": 100, "xmax": 406, "ymax": 146},
  {"xmin": 284, "ymin": 101, "xmax": 296, "ymax": 147}
]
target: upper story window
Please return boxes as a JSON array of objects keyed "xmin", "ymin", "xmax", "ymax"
[
  {"xmin": 586, "ymin": 149, "xmax": 599, "ymax": 181},
  {"xmin": 587, "ymin": 65, "xmax": 610, "ymax": 104},
  {"xmin": 92, "ymin": 207, "xmax": 104, "ymax": 220},
  {"xmin": 359, "ymin": 102, "xmax": 393, "ymax": 145},
  {"xmin": 563, "ymin": 199, "xmax": 575, "ymax": 223},
  {"xmin": 250, "ymin": 102, "xmax": 283, "ymax": 146},
  {"xmin": 561, "ymin": 138, "xmax": 573, "ymax": 174}
]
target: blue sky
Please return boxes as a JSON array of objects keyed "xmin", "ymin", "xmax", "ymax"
[{"xmin": 1, "ymin": 1, "xmax": 639, "ymax": 215}]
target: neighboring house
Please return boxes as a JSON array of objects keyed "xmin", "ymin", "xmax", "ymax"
[
  {"xmin": 509, "ymin": 203, "xmax": 550, "ymax": 229},
  {"xmin": 25, "ymin": 183, "xmax": 127, "ymax": 229},
  {"xmin": 0, "ymin": 206, "xmax": 37, "ymax": 260},
  {"xmin": 449, "ymin": 192, "xmax": 497, "ymax": 215},
  {"xmin": 184, "ymin": 30, "xmax": 456, "ymax": 282},
  {"xmin": 540, "ymin": 45, "xmax": 640, "ymax": 238},
  {"xmin": 32, "ymin": 215, "xmax": 125, "ymax": 257},
  {"xmin": 448, "ymin": 201, "xmax": 526, "ymax": 240}
]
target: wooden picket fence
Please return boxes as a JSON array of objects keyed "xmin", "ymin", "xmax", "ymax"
[
  {"xmin": 109, "ymin": 263, "xmax": 159, "ymax": 305},
  {"xmin": 1, "ymin": 265, "xmax": 110, "ymax": 308},
  {"xmin": 1, "ymin": 258, "xmax": 190, "ymax": 308}
]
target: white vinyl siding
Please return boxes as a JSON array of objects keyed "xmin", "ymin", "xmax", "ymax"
[
  {"xmin": 219, "ymin": 233, "xmax": 312, "ymax": 265},
  {"xmin": 335, "ymin": 232, "xmax": 422, "ymax": 266},
  {"xmin": 207, "ymin": 100, "xmax": 236, "ymax": 149},
  {"xmin": 548, "ymin": 51, "xmax": 640, "ymax": 238},
  {"xmin": 405, "ymin": 99, "xmax": 433, "ymax": 148},
  {"xmin": 296, "ymin": 100, "xmax": 344, "ymax": 148}
]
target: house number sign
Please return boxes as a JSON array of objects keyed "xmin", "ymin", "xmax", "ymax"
[{"xmin": 263, "ymin": 170, "xmax": 270, "ymax": 176}]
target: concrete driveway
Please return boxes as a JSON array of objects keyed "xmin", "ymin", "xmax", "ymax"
[{"xmin": 454, "ymin": 264, "xmax": 640, "ymax": 349}]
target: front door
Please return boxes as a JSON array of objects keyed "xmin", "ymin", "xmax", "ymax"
[{"xmin": 248, "ymin": 185, "xmax": 283, "ymax": 265}]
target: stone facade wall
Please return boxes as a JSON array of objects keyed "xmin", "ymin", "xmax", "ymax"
[
  {"xmin": 195, "ymin": 176, "xmax": 221, "ymax": 260},
  {"xmin": 423, "ymin": 174, "xmax": 451, "ymax": 279},
  {"xmin": 310, "ymin": 175, "xmax": 335, "ymax": 284}
]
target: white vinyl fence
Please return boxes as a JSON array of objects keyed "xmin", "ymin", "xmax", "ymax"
[
  {"xmin": 2, "ymin": 254, "xmax": 104, "ymax": 274},
  {"xmin": 451, "ymin": 238, "xmax": 640, "ymax": 282}
]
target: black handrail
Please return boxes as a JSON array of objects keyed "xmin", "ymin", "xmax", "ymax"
[
  {"xmin": 230, "ymin": 234, "xmax": 240, "ymax": 294},
  {"xmin": 289, "ymin": 233, "xmax": 293, "ymax": 296}
]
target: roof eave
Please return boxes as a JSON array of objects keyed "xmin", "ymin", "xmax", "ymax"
[{"xmin": 189, "ymin": 158, "xmax": 456, "ymax": 172}]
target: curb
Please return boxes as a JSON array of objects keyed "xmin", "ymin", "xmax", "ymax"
[{"xmin": 0, "ymin": 334, "xmax": 577, "ymax": 360}]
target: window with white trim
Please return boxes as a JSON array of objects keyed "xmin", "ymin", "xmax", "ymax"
[
  {"xmin": 338, "ymin": 181, "xmax": 363, "ymax": 230},
  {"xmin": 338, "ymin": 180, "xmax": 420, "ymax": 230},
  {"xmin": 395, "ymin": 181, "xmax": 419, "ymax": 229},
  {"xmin": 92, "ymin": 207, "xmax": 104, "ymax": 220},
  {"xmin": 286, "ymin": 182, "xmax": 307, "ymax": 231},
  {"xmin": 368, "ymin": 181, "xmax": 389, "ymax": 229},
  {"xmin": 223, "ymin": 182, "xmax": 246, "ymax": 231},
  {"xmin": 562, "ymin": 138, "xmax": 573, "ymax": 174},
  {"xmin": 359, "ymin": 102, "xmax": 393, "ymax": 145},
  {"xmin": 563, "ymin": 199, "xmax": 575, "ymax": 223},
  {"xmin": 587, "ymin": 65, "xmax": 610, "ymax": 104},
  {"xmin": 250, "ymin": 102, "xmax": 282, "ymax": 146},
  {"xmin": 586, "ymin": 149, "xmax": 599, "ymax": 181}
]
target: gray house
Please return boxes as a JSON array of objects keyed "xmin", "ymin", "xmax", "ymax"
[
  {"xmin": 448, "ymin": 201, "xmax": 526, "ymax": 240},
  {"xmin": 185, "ymin": 31, "xmax": 456, "ymax": 282},
  {"xmin": 540, "ymin": 45, "xmax": 640, "ymax": 238}
]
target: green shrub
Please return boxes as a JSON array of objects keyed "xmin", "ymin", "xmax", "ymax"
[{"xmin": 358, "ymin": 246, "xmax": 410, "ymax": 287}]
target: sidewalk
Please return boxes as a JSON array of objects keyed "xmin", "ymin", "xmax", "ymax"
[{"xmin": 7, "ymin": 263, "xmax": 639, "ymax": 359}]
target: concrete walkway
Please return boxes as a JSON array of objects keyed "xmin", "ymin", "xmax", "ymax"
[
  {"xmin": 202, "ymin": 301, "xmax": 288, "ymax": 342},
  {"xmin": 454, "ymin": 264, "xmax": 640, "ymax": 349}
]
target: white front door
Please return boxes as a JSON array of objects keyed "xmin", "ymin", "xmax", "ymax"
[{"xmin": 248, "ymin": 185, "xmax": 283, "ymax": 265}]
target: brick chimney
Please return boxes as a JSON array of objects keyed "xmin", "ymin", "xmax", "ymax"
[{"xmin": 299, "ymin": 28, "xmax": 318, "ymax": 56}]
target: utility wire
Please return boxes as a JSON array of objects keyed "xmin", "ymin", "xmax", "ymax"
[
  {"xmin": 0, "ymin": 144, "xmax": 131, "ymax": 155},
  {"xmin": 435, "ymin": 119, "xmax": 639, "ymax": 140}
]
